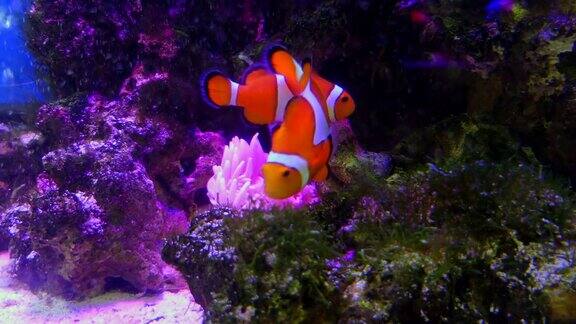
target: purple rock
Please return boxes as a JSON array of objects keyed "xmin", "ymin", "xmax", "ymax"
[
  {"xmin": 6, "ymin": 63, "xmax": 225, "ymax": 298},
  {"xmin": 25, "ymin": 0, "xmax": 141, "ymax": 97}
]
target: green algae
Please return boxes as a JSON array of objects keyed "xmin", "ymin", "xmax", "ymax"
[{"xmin": 164, "ymin": 158, "xmax": 576, "ymax": 322}]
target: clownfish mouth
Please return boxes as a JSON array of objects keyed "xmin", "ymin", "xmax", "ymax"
[{"xmin": 262, "ymin": 162, "xmax": 303, "ymax": 199}]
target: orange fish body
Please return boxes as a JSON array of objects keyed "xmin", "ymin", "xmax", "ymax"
[
  {"xmin": 202, "ymin": 67, "xmax": 296, "ymax": 125},
  {"xmin": 267, "ymin": 46, "xmax": 356, "ymax": 124},
  {"xmin": 202, "ymin": 47, "xmax": 355, "ymax": 129},
  {"xmin": 262, "ymin": 96, "xmax": 332, "ymax": 199}
]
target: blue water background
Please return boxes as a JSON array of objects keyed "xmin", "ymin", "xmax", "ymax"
[{"xmin": 0, "ymin": 0, "xmax": 48, "ymax": 106}]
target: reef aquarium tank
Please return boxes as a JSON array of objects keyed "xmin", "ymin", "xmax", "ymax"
[{"xmin": 1, "ymin": 0, "xmax": 576, "ymax": 323}]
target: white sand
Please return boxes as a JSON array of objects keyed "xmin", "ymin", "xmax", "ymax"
[{"xmin": 0, "ymin": 252, "xmax": 204, "ymax": 324}]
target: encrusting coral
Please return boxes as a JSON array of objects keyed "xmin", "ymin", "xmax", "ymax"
[{"xmin": 0, "ymin": 61, "xmax": 224, "ymax": 299}]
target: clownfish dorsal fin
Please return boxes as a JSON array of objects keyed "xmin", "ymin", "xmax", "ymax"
[
  {"xmin": 242, "ymin": 65, "xmax": 269, "ymax": 84},
  {"xmin": 299, "ymin": 58, "xmax": 313, "ymax": 91},
  {"xmin": 267, "ymin": 45, "xmax": 304, "ymax": 90}
]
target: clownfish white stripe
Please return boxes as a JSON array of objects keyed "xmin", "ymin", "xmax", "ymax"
[
  {"xmin": 294, "ymin": 59, "xmax": 304, "ymax": 81},
  {"xmin": 302, "ymin": 82, "xmax": 331, "ymax": 145},
  {"xmin": 326, "ymin": 85, "xmax": 343, "ymax": 122},
  {"xmin": 275, "ymin": 74, "xmax": 292, "ymax": 122},
  {"xmin": 229, "ymin": 80, "xmax": 239, "ymax": 106},
  {"xmin": 267, "ymin": 151, "xmax": 310, "ymax": 188}
]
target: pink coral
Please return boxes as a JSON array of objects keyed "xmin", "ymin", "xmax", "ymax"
[{"xmin": 207, "ymin": 134, "xmax": 319, "ymax": 210}]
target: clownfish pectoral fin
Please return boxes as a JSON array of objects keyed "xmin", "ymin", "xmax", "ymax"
[
  {"xmin": 266, "ymin": 45, "xmax": 305, "ymax": 91},
  {"xmin": 201, "ymin": 70, "xmax": 241, "ymax": 108},
  {"xmin": 313, "ymin": 165, "xmax": 329, "ymax": 182},
  {"xmin": 311, "ymin": 70, "xmax": 335, "ymax": 99},
  {"xmin": 241, "ymin": 64, "xmax": 270, "ymax": 84}
]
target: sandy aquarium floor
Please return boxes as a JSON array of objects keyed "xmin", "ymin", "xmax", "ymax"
[{"xmin": 0, "ymin": 252, "xmax": 203, "ymax": 323}]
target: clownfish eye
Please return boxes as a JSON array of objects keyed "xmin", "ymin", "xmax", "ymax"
[
  {"xmin": 282, "ymin": 170, "xmax": 290, "ymax": 177},
  {"xmin": 341, "ymin": 96, "xmax": 349, "ymax": 103}
]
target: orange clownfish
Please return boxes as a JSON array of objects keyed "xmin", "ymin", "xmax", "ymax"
[
  {"xmin": 201, "ymin": 46, "xmax": 356, "ymax": 199},
  {"xmin": 202, "ymin": 46, "xmax": 355, "ymax": 132},
  {"xmin": 262, "ymin": 96, "xmax": 333, "ymax": 199},
  {"xmin": 266, "ymin": 46, "xmax": 356, "ymax": 125},
  {"xmin": 201, "ymin": 64, "xmax": 309, "ymax": 125},
  {"xmin": 261, "ymin": 48, "xmax": 357, "ymax": 199}
]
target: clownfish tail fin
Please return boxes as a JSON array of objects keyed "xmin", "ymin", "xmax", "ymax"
[{"xmin": 201, "ymin": 70, "xmax": 240, "ymax": 108}]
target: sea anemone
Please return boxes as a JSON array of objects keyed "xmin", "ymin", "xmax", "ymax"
[{"xmin": 207, "ymin": 134, "xmax": 319, "ymax": 210}]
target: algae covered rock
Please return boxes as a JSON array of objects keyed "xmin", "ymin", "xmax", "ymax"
[
  {"xmin": 162, "ymin": 207, "xmax": 240, "ymax": 310},
  {"xmin": 0, "ymin": 120, "xmax": 43, "ymax": 251},
  {"xmin": 25, "ymin": 0, "xmax": 140, "ymax": 97},
  {"xmin": 164, "ymin": 160, "xmax": 576, "ymax": 322},
  {"xmin": 338, "ymin": 162, "xmax": 575, "ymax": 322},
  {"xmin": 163, "ymin": 207, "xmax": 342, "ymax": 322}
]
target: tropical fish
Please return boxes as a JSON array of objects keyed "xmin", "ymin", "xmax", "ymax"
[
  {"xmin": 266, "ymin": 46, "xmax": 356, "ymax": 125},
  {"xmin": 262, "ymin": 96, "xmax": 332, "ymax": 199},
  {"xmin": 201, "ymin": 46, "xmax": 356, "ymax": 199},
  {"xmin": 201, "ymin": 46, "xmax": 355, "ymax": 133},
  {"xmin": 201, "ymin": 65, "xmax": 298, "ymax": 125}
]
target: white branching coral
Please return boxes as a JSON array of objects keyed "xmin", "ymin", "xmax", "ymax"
[
  {"xmin": 207, "ymin": 133, "xmax": 319, "ymax": 210},
  {"xmin": 207, "ymin": 134, "xmax": 267, "ymax": 209}
]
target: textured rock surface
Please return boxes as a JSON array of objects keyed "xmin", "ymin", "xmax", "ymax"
[
  {"xmin": 0, "ymin": 252, "xmax": 203, "ymax": 323},
  {"xmin": 0, "ymin": 119, "xmax": 43, "ymax": 251},
  {"xmin": 1, "ymin": 42, "xmax": 226, "ymax": 299},
  {"xmin": 162, "ymin": 207, "xmax": 239, "ymax": 310},
  {"xmin": 25, "ymin": 0, "xmax": 140, "ymax": 97},
  {"xmin": 163, "ymin": 161, "xmax": 576, "ymax": 322},
  {"xmin": 2, "ymin": 70, "xmax": 226, "ymax": 297}
]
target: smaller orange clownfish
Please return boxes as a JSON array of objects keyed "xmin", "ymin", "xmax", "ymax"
[
  {"xmin": 201, "ymin": 64, "xmax": 309, "ymax": 125},
  {"xmin": 262, "ymin": 96, "xmax": 333, "ymax": 199},
  {"xmin": 266, "ymin": 46, "xmax": 356, "ymax": 124}
]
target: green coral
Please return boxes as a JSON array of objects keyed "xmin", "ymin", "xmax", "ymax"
[
  {"xmin": 207, "ymin": 210, "xmax": 340, "ymax": 322},
  {"xmin": 164, "ymin": 207, "xmax": 343, "ymax": 322}
]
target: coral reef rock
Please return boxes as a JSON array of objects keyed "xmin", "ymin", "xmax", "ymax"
[
  {"xmin": 164, "ymin": 161, "xmax": 576, "ymax": 322},
  {"xmin": 5, "ymin": 71, "xmax": 223, "ymax": 298},
  {"xmin": 0, "ymin": 119, "xmax": 43, "ymax": 251}
]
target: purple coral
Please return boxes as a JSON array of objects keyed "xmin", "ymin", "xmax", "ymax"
[{"xmin": 207, "ymin": 134, "xmax": 319, "ymax": 210}]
